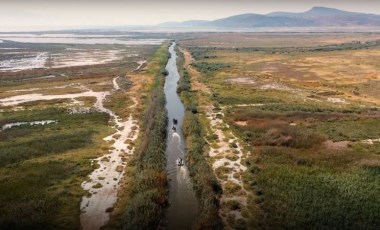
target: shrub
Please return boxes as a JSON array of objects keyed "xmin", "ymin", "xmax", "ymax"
[{"xmin": 191, "ymin": 62, "xmax": 230, "ymax": 74}]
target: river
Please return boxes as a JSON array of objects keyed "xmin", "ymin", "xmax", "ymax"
[{"xmin": 164, "ymin": 42, "xmax": 199, "ymax": 229}]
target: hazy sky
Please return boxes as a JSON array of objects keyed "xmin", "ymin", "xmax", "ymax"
[{"xmin": 1, "ymin": 0, "xmax": 380, "ymax": 31}]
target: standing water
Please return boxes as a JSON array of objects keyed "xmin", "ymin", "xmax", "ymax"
[{"xmin": 164, "ymin": 42, "xmax": 199, "ymax": 229}]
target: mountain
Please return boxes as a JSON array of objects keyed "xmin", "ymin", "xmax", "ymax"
[
  {"xmin": 267, "ymin": 6, "xmax": 353, "ymax": 17},
  {"xmin": 158, "ymin": 7, "xmax": 380, "ymax": 28},
  {"xmin": 157, "ymin": 20, "xmax": 208, "ymax": 27},
  {"xmin": 267, "ymin": 7, "xmax": 380, "ymax": 26},
  {"xmin": 207, "ymin": 13, "xmax": 316, "ymax": 27}
]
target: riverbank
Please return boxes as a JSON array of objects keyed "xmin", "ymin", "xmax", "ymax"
[
  {"xmin": 176, "ymin": 45, "xmax": 223, "ymax": 228},
  {"xmin": 79, "ymin": 78, "xmax": 140, "ymax": 230},
  {"xmin": 104, "ymin": 43, "xmax": 170, "ymax": 230},
  {"xmin": 164, "ymin": 42, "xmax": 199, "ymax": 229}
]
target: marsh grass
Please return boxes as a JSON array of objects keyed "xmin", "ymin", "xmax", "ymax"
[
  {"xmin": 315, "ymin": 118, "xmax": 380, "ymax": 141},
  {"xmin": 0, "ymin": 107, "xmax": 111, "ymax": 229},
  {"xmin": 105, "ymin": 43, "xmax": 170, "ymax": 230},
  {"xmin": 183, "ymin": 40, "xmax": 380, "ymax": 230},
  {"xmin": 225, "ymin": 105, "xmax": 380, "ymax": 229},
  {"xmin": 0, "ymin": 42, "xmax": 160, "ymax": 229},
  {"xmin": 227, "ymin": 105, "xmax": 380, "ymax": 147},
  {"xmin": 103, "ymin": 91, "xmax": 133, "ymax": 119},
  {"xmin": 177, "ymin": 46, "xmax": 223, "ymax": 229},
  {"xmin": 0, "ymin": 108, "xmax": 109, "ymax": 166},
  {"xmin": 0, "ymin": 130, "xmax": 93, "ymax": 166},
  {"xmin": 253, "ymin": 162, "xmax": 380, "ymax": 230}
]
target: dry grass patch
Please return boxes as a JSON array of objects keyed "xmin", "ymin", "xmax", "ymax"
[{"xmin": 224, "ymin": 181, "xmax": 242, "ymax": 195}]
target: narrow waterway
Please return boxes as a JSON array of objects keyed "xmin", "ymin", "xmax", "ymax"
[{"xmin": 164, "ymin": 42, "xmax": 199, "ymax": 229}]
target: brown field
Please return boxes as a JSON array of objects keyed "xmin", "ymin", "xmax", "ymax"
[
  {"xmin": 179, "ymin": 33, "xmax": 380, "ymax": 106},
  {"xmin": 178, "ymin": 32, "xmax": 380, "ymax": 229},
  {"xmin": 178, "ymin": 32, "xmax": 380, "ymax": 47}
]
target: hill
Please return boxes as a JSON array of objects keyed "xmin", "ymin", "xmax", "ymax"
[{"xmin": 158, "ymin": 7, "xmax": 380, "ymax": 28}]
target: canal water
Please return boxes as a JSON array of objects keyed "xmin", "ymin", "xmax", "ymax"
[{"xmin": 164, "ymin": 42, "xmax": 199, "ymax": 229}]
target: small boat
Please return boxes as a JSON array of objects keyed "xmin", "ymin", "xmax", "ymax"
[
  {"xmin": 176, "ymin": 158, "xmax": 184, "ymax": 166},
  {"xmin": 173, "ymin": 118, "xmax": 178, "ymax": 125},
  {"xmin": 172, "ymin": 126, "xmax": 176, "ymax": 131}
]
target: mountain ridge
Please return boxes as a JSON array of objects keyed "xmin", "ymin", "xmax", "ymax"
[{"xmin": 158, "ymin": 7, "xmax": 380, "ymax": 27}]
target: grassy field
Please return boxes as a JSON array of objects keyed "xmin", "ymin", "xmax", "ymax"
[
  {"xmin": 0, "ymin": 41, "xmax": 159, "ymax": 229},
  {"xmin": 105, "ymin": 43, "xmax": 170, "ymax": 230},
  {"xmin": 178, "ymin": 32, "xmax": 380, "ymax": 48},
  {"xmin": 1, "ymin": 31, "xmax": 379, "ymax": 229},
  {"xmin": 176, "ymin": 47, "xmax": 223, "ymax": 229},
  {"xmin": 0, "ymin": 107, "xmax": 111, "ymax": 229},
  {"xmin": 178, "ymin": 32, "xmax": 380, "ymax": 229}
]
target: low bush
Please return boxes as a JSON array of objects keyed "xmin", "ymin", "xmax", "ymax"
[{"xmin": 191, "ymin": 62, "xmax": 230, "ymax": 74}]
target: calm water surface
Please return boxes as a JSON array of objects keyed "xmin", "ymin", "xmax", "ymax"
[{"xmin": 164, "ymin": 42, "xmax": 199, "ymax": 229}]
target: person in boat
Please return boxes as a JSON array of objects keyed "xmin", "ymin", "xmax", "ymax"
[
  {"xmin": 173, "ymin": 118, "xmax": 178, "ymax": 125},
  {"xmin": 176, "ymin": 157, "xmax": 183, "ymax": 166},
  {"xmin": 172, "ymin": 126, "xmax": 176, "ymax": 131}
]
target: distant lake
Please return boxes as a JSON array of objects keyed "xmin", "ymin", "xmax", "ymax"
[{"xmin": 0, "ymin": 33, "xmax": 164, "ymax": 45}]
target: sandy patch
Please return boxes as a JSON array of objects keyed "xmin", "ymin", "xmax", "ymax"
[
  {"xmin": 361, "ymin": 138, "xmax": 380, "ymax": 145},
  {"xmin": 0, "ymin": 52, "xmax": 47, "ymax": 72},
  {"xmin": 324, "ymin": 138, "xmax": 380, "ymax": 150},
  {"xmin": 52, "ymin": 50, "xmax": 122, "ymax": 68},
  {"xmin": 80, "ymin": 113, "xmax": 139, "ymax": 230},
  {"xmin": 327, "ymin": 97, "xmax": 349, "ymax": 104},
  {"xmin": 182, "ymin": 48, "xmax": 251, "ymax": 227},
  {"xmin": 205, "ymin": 106, "xmax": 251, "ymax": 227},
  {"xmin": 226, "ymin": 77, "xmax": 256, "ymax": 84},
  {"xmin": 112, "ymin": 77, "xmax": 121, "ymax": 91},
  {"xmin": 324, "ymin": 140, "xmax": 352, "ymax": 150},
  {"xmin": 68, "ymin": 107, "xmax": 92, "ymax": 114},
  {"xmin": 259, "ymin": 83, "xmax": 292, "ymax": 91},
  {"xmin": 1, "ymin": 120, "xmax": 57, "ymax": 131},
  {"xmin": 235, "ymin": 121, "xmax": 248, "ymax": 126},
  {"xmin": 133, "ymin": 60, "xmax": 147, "ymax": 72},
  {"xmin": 0, "ymin": 90, "xmax": 109, "ymax": 107},
  {"xmin": 79, "ymin": 79, "xmax": 139, "ymax": 230},
  {"xmin": 235, "ymin": 103, "xmax": 265, "ymax": 107}
]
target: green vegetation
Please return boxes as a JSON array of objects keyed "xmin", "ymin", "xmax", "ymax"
[
  {"xmin": 0, "ymin": 108, "xmax": 110, "ymax": 166},
  {"xmin": 177, "ymin": 46, "xmax": 223, "ymax": 229},
  {"xmin": 0, "ymin": 161, "xmax": 89, "ymax": 230},
  {"xmin": 190, "ymin": 49, "xmax": 217, "ymax": 60},
  {"xmin": 0, "ymin": 108, "xmax": 111, "ymax": 229},
  {"xmin": 182, "ymin": 35, "xmax": 380, "ymax": 230},
  {"xmin": 315, "ymin": 118, "xmax": 380, "ymax": 141},
  {"xmin": 107, "ymin": 43, "xmax": 169, "ymax": 230},
  {"xmin": 227, "ymin": 105, "xmax": 380, "ymax": 146},
  {"xmin": 224, "ymin": 104, "xmax": 380, "ymax": 229},
  {"xmin": 187, "ymin": 39, "xmax": 380, "ymax": 55},
  {"xmin": 121, "ymin": 88, "xmax": 167, "ymax": 229},
  {"xmin": 192, "ymin": 62, "xmax": 230, "ymax": 74},
  {"xmin": 0, "ymin": 38, "xmax": 162, "ymax": 229},
  {"xmin": 0, "ymin": 130, "xmax": 93, "ymax": 166},
  {"xmin": 248, "ymin": 147, "xmax": 380, "ymax": 230}
]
